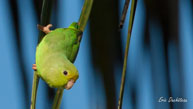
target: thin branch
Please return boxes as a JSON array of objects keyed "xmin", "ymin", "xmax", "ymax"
[
  {"xmin": 30, "ymin": 72, "xmax": 39, "ymax": 109},
  {"xmin": 118, "ymin": 0, "xmax": 137, "ymax": 109},
  {"xmin": 38, "ymin": 0, "xmax": 53, "ymax": 43},
  {"xmin": 52, "ymin": 88, "xmax": 64, "ymax": 109},
  {"xmin": 78, "ymin": 0, "xmax": 94, "ymax": 32},
  {"xmin": 30, "ymin": 0, "xmax": 53, "ymax": 109},
  {"xmin": 119, "ymin": 0, "xmax": 130, "ymax": 29}
]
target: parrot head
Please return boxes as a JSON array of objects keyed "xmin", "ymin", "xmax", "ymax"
[
  {"xmin": 59, "ymin": 60, "xmax": 79, "ymax": 90},
  {"xmin": 40, "ymin": 56, "xmax": 79, "ymax": 90}
]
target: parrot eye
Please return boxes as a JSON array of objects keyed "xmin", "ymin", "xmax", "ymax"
[{"xmin": 63, "ymin": 71, "xmax": 68, "ymax": 76}]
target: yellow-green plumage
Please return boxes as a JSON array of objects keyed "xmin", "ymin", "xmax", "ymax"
[{"xmin": 36, "ymin": 22, "xmax": 82, "ymax": 89}]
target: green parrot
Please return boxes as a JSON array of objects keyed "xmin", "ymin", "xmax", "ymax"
[{"xmin": 32, "ymin": 22, "xmax": 82, "ymax": 90}]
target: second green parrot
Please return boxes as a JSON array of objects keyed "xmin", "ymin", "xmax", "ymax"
[{"xmin": 33, "ymin": 22, "xmax": 82, "ymax": 90}]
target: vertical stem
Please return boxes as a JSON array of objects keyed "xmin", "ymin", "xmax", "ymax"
[
  {"xmin": 52, "ymin": 88, "xmax": 64, "ymax": 109},
  {"xmin": 118, "ymin": 0, "xmax": 137, "ymax": 109},
  {"xmin": 30, "ymin": 72, "xmax": 39, "ymax": 109},
  {"xmin": 38, "ymin": 0, "xmax": 53, "ymax": 43},
  {"xmin": 30, "ymin": 0, "xmax": 53, "ymax": 109},
  {"xmin": 78, "ymin": 0, "xmax": 94, "ymax": 32},
  {"xmin": 119, "ymin": 0, "xmax": 130, "ymax": 29}
]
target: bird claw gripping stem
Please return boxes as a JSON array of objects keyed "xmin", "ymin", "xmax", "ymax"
[
  {"xmin": 37, "ymin": 24, "xmax": 52, "ymax": 34},
  {"xmin": 32, "ymin": 64, "xmax": 37, "ymax": 71}
]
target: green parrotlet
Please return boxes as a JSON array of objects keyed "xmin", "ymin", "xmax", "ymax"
[{"xmin": 32, "ymin": 22, "xmax": 82, "ymax": 90}]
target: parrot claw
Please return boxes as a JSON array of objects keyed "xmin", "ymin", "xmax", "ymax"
[
  {"xmin": 32, "ymin": 64, "xmax": 37, "ymax": 71},
  {"xmin": 37, "ymin": 24, "xmax": 52, "ymax": 34}
]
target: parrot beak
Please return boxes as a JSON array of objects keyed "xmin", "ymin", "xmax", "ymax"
[{"xmin": 65, "ymin": 79, "xmax": 75, "ymax": 90}]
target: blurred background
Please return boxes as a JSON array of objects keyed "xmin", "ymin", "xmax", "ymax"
[{"xmin": 0, "ymin": 0, "xmax": 192, "ymax": 109}]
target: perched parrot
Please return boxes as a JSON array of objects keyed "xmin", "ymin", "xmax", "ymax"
[{"xmin": 32, "ymin": 22, "xmax": 82, "ymax": 90}]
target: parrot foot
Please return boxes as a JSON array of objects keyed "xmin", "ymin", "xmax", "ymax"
[
  {"xmin": 32, "ymin": 64, "xmax": 37, "ymax": 71},
  {"xmin": 37, "ymin": 24, "xmax": 52, "ymax": 34}
]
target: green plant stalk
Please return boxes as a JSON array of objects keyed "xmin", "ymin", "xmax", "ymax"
[
  {"xmin": 51, "ymin": 0, "xmax": 93, "ymax": 108},
  {"xmin": 52, "ymin": 89, "xmax": 64, "ymax": 109},
  {"xmin": 118, "ymin": 0, "xmax": 137, "ymax": 109},
  {"xmin": 78, "ymin": 0, "xmax": 94, "ymax": 32},
  {"xmin": 30, "ymin": 0, "xmax": 53, "ymax": 109},
  {"xmin": 30, "ymin": 72, "xmax": 39, "ymax": 109},
  {"xmin": 52, "ymin": 88, "xmax": 64, "ymax": 109}
]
